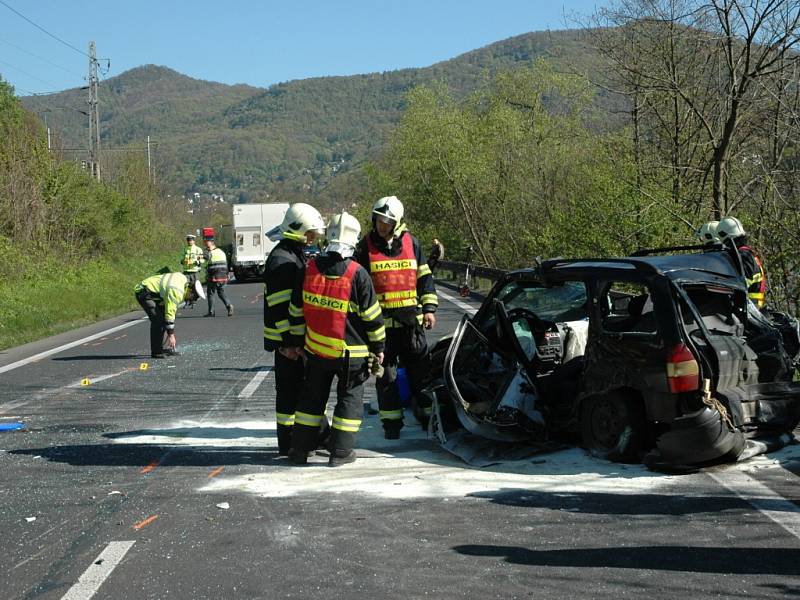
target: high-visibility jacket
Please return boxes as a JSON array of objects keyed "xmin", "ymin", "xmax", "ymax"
[
  {"xmin": 354, "ymin": 227, "xmax": 438, "ymax": 328},
  {"xmin": 263, "ymin": 239, "xmax": 305, "ymax": 351},
  {"xmin": 739, "ymin": 245, "xmax": 767, "ymax": 308},
  {"xmin": 134, "ymin": 272, "xmax": 188, "ymax": 331},
  {"xmin": 181, "ymin": 244, "xmax": 205, "ymax": 273},
  {"xmin": 206, "ymin": 247, "xmax": 229, "ymax": 284},
  {"xmin": 288, "ymin": 254, "xmax": 385, "ymax": 360}
]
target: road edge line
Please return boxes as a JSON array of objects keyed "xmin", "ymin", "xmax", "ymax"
[{"xmin": 60, "ymin": 540, "xmax": 135, "ymax": 600}]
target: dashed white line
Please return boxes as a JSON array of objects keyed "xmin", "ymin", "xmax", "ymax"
[
  {"xmin": 61, "ymin": 540, "xmax": 135, "ymax": 600},
  {"xmin": 0, "ymin": 318, "xmax": 146, "ymax": 375},
  {"xmin": 437, "ymin": 289, "xmax": 480, "ymax": 315},
  {"xmin": 708, "ymin": 469, "xmax": 800, "ymax": 541},
  {"xmin": 67, "ymin": 369, "xmax": 132, "ymax": 388},
  {"xmin": 238, "ymin": 367, "xmax": 273, "ymax": 398}
]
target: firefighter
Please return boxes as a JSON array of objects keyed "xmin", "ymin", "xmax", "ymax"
[
  {"xmin": 135, "ymin": 272, "xmax": 205, "ymax": 358},
  {"xmin": 180, "ymin": 234, "xmax": 205, "ymax": 291},
  {"xmin": 263, "ymin": 203, "xmax": 327, "ymax": 456},
  {"xmin": 203, "ymin": 233, "xmax": 234, "ymax": 317},
  {"xmin": 694, "ymin": 221, "xmax": 719, "ymax": 246},
  {"xmin": 286, "ymin": 212, "xmax": 385, "ymax": 467},
  {"xmin": 717, "ymin": 216, "xmax": 767, "ymax": 308},
  {"xmin": 354, "ymin": 195, "xmax": 438, "ymax": 439}
]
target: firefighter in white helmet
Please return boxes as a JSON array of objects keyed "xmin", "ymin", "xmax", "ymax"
[
  {"xmin": 716, "ymin": 216, "xmax": 767, "ymax": 308},
  {"xmin": 263, "ymin": 203, "xmax": 328, "ymax": 456},
  {"xmin": 354, "ymin": 195, "xmax": 439, "ymax": 439},
  {"xmin": 286, "ymin": 211, "xmax": 385, "ymax": 467},
  {"xmin": 694, "ymin": 221, "xmax": 719, "ymax": 245}
]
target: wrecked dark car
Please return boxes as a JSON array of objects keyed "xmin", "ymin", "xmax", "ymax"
[{"xmin": 424, "ymin": 248, "xmax": 800, "ymax": 468}]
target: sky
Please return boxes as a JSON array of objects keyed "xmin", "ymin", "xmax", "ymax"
[{"xmin": 0, "ymin": 1, "xmax": 606, "ymax": 96}]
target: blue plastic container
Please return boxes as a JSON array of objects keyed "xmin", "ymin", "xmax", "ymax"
[
  {"xmin": 396, "ymin": 367, "xmax": 412, "ymax": 407},
  {"xmin": 0, "ymin": 422, "xmax": 25, "ymax": 432}
]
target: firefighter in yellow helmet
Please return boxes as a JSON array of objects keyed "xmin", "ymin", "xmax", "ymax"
[
  {"xmin": 717, "ymin": 216, "xmax": 767, "ymax": 308},
  {"xmin": 353, "ymin": 195, "xmax": 439, "ymax": 438},
  {"xmin": 134, "ymin": 272, "xmax": 205, "ymax": 358},
  {"xmin": 263, "ymin": 203, "xmax": 328, "ymax": 456},
  {"xmin": 286, "ymin": 212, "xmax": 385, "ymax": 466}
]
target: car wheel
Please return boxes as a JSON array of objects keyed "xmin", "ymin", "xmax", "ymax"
[{"xmin": 580, "ymin": 392, "xmax": 646, "ymax": 463}]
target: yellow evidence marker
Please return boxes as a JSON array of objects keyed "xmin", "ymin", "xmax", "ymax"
[
  {"xmin": 81, "ymin": 378, "xmax": 91, "ymax": 386},
  {"xmin": 139, "ymin": 363, "xmax": 149, "ymax": 371}
]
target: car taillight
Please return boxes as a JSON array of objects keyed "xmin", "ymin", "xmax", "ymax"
[{"xmin": 666, "ymin": 343, "xmax": 700, "ymax": 393}]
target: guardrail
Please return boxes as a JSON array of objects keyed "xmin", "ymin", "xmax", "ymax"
[{"xmin": 433, "ymin": 260, "xmax": 507, "ymax": 293}]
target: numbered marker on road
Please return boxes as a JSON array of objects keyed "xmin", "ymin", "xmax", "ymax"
[
  {"xmin": 81, "ymin": 378, "xmax": 91, "ymax": 386},
  {"xmin": 139, "ymin": 363, "xmax": 149, "ymax": 371}
]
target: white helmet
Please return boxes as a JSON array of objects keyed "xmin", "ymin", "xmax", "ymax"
[
  {"xmin": 267, "ymin": 203, "xmax": 325, "ymax": 242},
  {"xmin": 372, "ymin": 196, "xmax": 404, "ymax": 231},
  {"xmin": 716, "ymin": 216, "xmax": 746, "ymax": 241},
  {"xmin": 695, "ymin": 221, "xmax": 719, "ymax": 244},
  {"xmin": 192, "ymin": 278, "xmax": 206, "ymax": 300},
  {"xmin": 325, "ymin": 211, "xmax": 361, "ymax": 256}
]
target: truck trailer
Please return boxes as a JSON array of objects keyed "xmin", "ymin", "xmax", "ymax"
[{"xmin": 218, "ymin": 203, "xmax": 289, "ymax": 282}]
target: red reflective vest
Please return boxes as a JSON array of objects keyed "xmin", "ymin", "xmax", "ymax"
[
  {"xmin": 302, "ymin": 258, "xmax": 360, "ymax": 359},
  {"xmin": 366, "ymin": 234, "xmax": 418, "ymax": 309}
]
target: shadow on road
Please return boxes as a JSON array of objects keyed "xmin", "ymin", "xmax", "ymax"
[
  {"xmin": 452, "ymin": 544, "xmax": 800, "ymax": 575},
  {"xmin": 51, "ymin": 354, "xmax": 144, "ymax": 361}
]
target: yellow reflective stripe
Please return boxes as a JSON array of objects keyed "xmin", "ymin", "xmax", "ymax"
[
  {"xmin": 380, "ymin": 298, "xmax": 418, "ymax": 309},
  {"xmin": 417, "ymin": 264, "xmax": 432, "ymax": 277},
  {"xmin": 367, "ymin": 325, "xmax": 386, "ymax": 342},
  {"xmin": 276, "ymin": 412, "xmax": 295, "ymax": 426},
  {"xmin": 302, "ymin": 290, "xmax": 349, "ymax": 313},
  {"xmin": 295, "ymin": 412, "xmax": 323, "ymax": 427},
  {"xmin": 380, "ymin": 409, "xmax": 404, "ymax": 421},
  {"xmin": 289, "ymin": 303, "xmax": 304, "ymax": 317},
  {"xmin": 345, "ymin": 345, "xmax": 369, "ymax": 358},
  {"xmin": 267, "ymin": 289, "xmax": 292, "ymax": 306},
  {"xmin": 305, "ymin": 337, "xmax": 342, "ymax": 358},
  {"xmin": 274, "ymin": 319, "xmax": 290, "ymax": 333},
  {"xmin": 419, "ymin": 293, "xmax": 438, "ymax": 306},
  {"xmin": 381, "ymin": 289, "xmax": 416, "ymax": 300},
  {"xmin": 422, "ymin": 406, "xmax": 433, "ymax": 416},
  {"xmin": 360, "ymin": 301, "xmax": 382, "ymax": 321},
  {"xmin": 307, "ymin": 326, "xmax": 345, "ymax": 350},
  {"xmin": 289, "ymin": 323, "xmax": 306, "ymax": 336},
  {"xmin": 263, "ymin": 326, "xmax": 283, "ymax": 341},
  {"xmin": 349, "ymin": 301, "xmax": 359, "ymax": 313},
  {"xmin": 385, "ymin": 314, "xmax": 424, "ymax": 329},
  {"xmin": 370, "ymin": 258, "xmax": 417, "ymax": 272},
  {"xmin": 332, "ymin": 415, "xmax": 362, "ymax": 433}
]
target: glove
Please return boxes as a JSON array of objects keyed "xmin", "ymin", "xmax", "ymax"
[{"xmin": 367, "ymin": 352, "xmax": 384, "ymax": 378}]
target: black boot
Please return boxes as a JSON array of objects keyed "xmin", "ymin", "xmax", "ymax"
[
  {"xmin": 287, "ymin": 448, "xmax": 308, "ymax": 465},
  {"xmin": 329, "ymin": 449, "xmax": 356, "ymax": 467}
]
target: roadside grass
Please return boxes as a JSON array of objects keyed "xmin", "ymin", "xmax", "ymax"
[{"xmin": 0, "ymin": 253, "xmax": 177, "ymax": 351}]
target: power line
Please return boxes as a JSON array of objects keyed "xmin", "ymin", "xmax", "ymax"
[
  {"xmin": 0, "ymin": 57, "xmax": 60, "ymax": 88},
  {"xmin": 0, "ymin": 0, "xmax": 89, "ymax": 59},
  {"xmin": 0, "ymin": 36, "xmax": 80, "ymax": 77}
]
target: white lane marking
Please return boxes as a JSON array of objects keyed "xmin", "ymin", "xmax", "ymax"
[
  {"xmin": 61, "ymin": 541, "xmax": 135, "ymax": 600},
  {"xmin": 238, "ymin": 367, "xmax": 273, "ymax": 398},
  {"xmin": 67, "ymin": 369, "xmax": 132, "ymax": 388},
  {"xmin": 0, "ymin": 318, "xmax": 146, "ymax": 375},
  {"xmin": 437, "ymin": 289, "xmax": 479, "ymax": 315},
  {"xmin": 708, "ymin": 469, "xmax": 800, "ymax": 541}
]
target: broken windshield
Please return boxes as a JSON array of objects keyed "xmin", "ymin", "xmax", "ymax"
[{"xmin": 495, "ymin": 280, "xmax": 588, "ymax": 323}]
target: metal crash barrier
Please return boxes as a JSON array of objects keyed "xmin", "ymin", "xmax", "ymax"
[{"xmin": 434, "ymin": 260, "xmax": 507, "ymax": 296}]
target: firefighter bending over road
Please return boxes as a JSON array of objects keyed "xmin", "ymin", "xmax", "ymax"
[
  {"xmin": 286, "ymin": 212, "xmax": 385, "ymax": 467},
  {"xmin": 263, "ymin": 203, "xmax": 328, "ymax": 456},
  {"xmin": 354, "ymin": 195, "xmax": 438, "ymax": 439},
  {"xmin": 717, "ymin": 216, "xmax": 767, "ymax": 308},
  {"xmin": 135, "ymin": 272, "xmax": 205, "ymax": 358}
]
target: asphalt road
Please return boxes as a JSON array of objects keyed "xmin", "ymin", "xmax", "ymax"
[{"xmin": 1, "ymin": 281, "xmax": 799, "ymax": 600}]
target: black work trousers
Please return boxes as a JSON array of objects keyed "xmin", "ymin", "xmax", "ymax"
[
  {"xmin": 206, "ymin": 281, "xmax": 231, "ymax": 314},
  {"xmin": 136, "ymin": 291, "xmax": 167, "ymax": 356},
  {"xmin": 274, "ymin": 350, "xmax": 306, "ymax": 454},
  {"xmin": 376, "ymin": 325, "xmax": 431, "ymax": 432},
  {"xmin": 291, "ymin": 354, "xmax": 369, "ymax": 454}
]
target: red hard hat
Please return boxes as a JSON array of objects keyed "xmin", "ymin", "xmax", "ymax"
[{"xmin": 202, "ymin": 227, "xmax": 215, "ymax": 240}]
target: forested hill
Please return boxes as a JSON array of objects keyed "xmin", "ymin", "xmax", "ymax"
[{"xmin": 21, "ymin": 29, "xmax": 610, "ymax": 206}]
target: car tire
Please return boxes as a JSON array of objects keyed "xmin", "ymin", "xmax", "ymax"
[{"xmin": 580, "ymin": 392, "xmax": 646, "ymax": 463}]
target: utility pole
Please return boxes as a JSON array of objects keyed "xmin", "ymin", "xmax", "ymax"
[
  {"xmin": 87, "ymin": 41, "xmax": 101, "ymax": 181},
  {"xmin": 147, "ymin": 135, "xmax": 152, "ymax": 183}
]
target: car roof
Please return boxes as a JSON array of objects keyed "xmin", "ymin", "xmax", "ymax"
[{"xmin": 511, "ymin": 251, "xmax": 746, "ymax": 290}]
